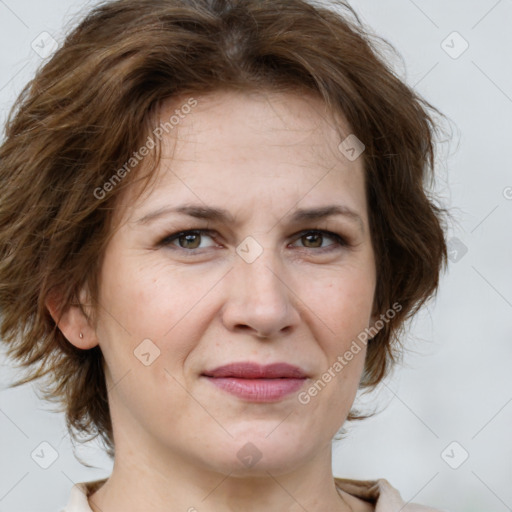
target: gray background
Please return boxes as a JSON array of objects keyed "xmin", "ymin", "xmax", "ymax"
[{"xmin": 0, "ymin": 1, "xmax": 511, "ymax": 511}]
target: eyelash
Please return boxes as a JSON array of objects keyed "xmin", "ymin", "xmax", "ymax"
[{"xmin": 158, "ymin": 228, "xmax": 349, "ymax": 255}]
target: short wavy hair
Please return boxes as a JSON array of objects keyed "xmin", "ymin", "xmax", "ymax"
[{"xmin": 0, "ymin": 0, "xmax": 448, "ymax": 459}]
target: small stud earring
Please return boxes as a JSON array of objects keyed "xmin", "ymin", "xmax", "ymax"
[{"xmin": 79, "ymin": 332, "xmax": 84, "ymax": 339}]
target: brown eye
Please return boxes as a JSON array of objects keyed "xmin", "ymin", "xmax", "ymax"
[
  {"xmin": 160, "ymin": 230, "xmax": 217, "ymax": 250},
  {"xmin": 177, "ymin": 233, "xmax": 201, "ymax": 249},
  {"xmin": 292, "ymin": 230, "xmax": 347, "ymax": 251},
  {"xmin": 301, "ymin": 232, "xmax": 324, "ymax": 248}
]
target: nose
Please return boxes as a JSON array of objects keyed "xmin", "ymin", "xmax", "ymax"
[{"xmin": 220, "ymin": 247, "xmax": 300, "ymax": 339}]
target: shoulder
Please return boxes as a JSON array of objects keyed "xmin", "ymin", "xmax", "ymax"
[
  {"xmin": 60, "ymin": 478, "xmax": 107, "ymax": 512},
  {"xmin": 334, "ymin": 476, "xmax": 449, "ymax": 512}
]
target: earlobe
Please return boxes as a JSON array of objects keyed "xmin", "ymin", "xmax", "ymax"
[{"xmin": 45, "ymin": 287, "xmax": 99, "ymax": 350}]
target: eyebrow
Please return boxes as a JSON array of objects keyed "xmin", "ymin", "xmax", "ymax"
[{"xmin": 135, "ymin": 204, "xmax": 364, "ymax": 232}]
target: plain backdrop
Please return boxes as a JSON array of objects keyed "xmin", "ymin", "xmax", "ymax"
[{"xmin": 0, "ymin": 1, "xmax": 511, "ymax": 511}]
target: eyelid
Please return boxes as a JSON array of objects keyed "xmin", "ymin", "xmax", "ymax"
[
  {"xmin": 290, "ymin": 229, "xmax": 348, "ymax": 248},
  {"xmin": 159, "ymin": 229, "xmax": 218, "ymax": 248},
  {"xmin": 158, "ymin": 227, "xmax": 350, "ymax": 253}
]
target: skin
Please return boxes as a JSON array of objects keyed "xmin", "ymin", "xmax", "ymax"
[{"xmin": 48, "ymin": 89, "xmax": 377, "ymax": 512}]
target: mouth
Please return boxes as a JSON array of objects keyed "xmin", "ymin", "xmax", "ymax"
[{"xmin": 201, "ymin": 362, "xmax": 308, "ymax": 402}]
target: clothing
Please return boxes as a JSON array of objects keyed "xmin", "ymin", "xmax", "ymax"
[
  {"xmin": 334, "ymin": 478, "xmax": 446, "ymax": 511},
  {"xmin": 60, "ymin": 476, "xmax": 446, "ymax": 511}
]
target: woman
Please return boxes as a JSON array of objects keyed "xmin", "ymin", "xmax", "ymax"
[{"xmin": 0, "ymin": 0, "xmax": 448, "ymax": 510}]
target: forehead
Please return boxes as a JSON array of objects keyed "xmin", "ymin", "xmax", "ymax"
[
  {"xmin": 160, "ymin": 89, "xmax": 352, "ymax": 167},
  {"xmin": 119, "ymin": 89, "xmax": 367, "ymax": 226}
]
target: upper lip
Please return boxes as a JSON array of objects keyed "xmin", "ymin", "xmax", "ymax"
[{"xmin": 202, "ymin": 362, "xmax": 307, "ymax": 379}]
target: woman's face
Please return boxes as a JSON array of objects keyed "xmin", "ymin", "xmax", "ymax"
[{"xmin": 93, "ymin": 89, "xmax": 376, "ymax": 475}]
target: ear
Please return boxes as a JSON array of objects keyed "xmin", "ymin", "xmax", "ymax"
[{"xmin": 45, "ymin": 286, "xmax": 99, "ymax": 350}]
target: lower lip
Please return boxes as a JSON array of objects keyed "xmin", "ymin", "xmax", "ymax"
[{"xmin": 204, "ymin": 377, "xmax": 306, "ymax": 402}]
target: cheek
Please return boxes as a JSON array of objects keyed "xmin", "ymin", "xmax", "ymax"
[
  {"xmin": 95, "ymin": 247, "xmax": 226, "ymax": 378},
  {"xmin": 98, "ymin": 249, "xmax": 190, "ymax": 338},
  {"xmin": 299, "ymin": 268, "xmax": 374, "ymax": 405},
  {"xmin": 304, "ymin": 268, "xmax": 375, "ymax": 340}
]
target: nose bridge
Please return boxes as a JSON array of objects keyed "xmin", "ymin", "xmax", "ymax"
[
  {"xmin": 223, "ymin": 240, "xmax": 299, "ymax": 336},
  {"xmin": 237, "ymin": 242, "xmax": 288, "ymax": 306}
]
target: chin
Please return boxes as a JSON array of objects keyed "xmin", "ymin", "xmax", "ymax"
[{"xmin": 195, "ymin": 428, "xmax": 319, "ymax": 477}]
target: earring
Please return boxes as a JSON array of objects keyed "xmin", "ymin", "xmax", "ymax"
[{"xmin": 79, "ymin": 332, "xmax": 84, "ymax": 339}]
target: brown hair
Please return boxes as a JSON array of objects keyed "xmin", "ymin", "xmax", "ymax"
[{"xmin": 0, "ymin": 0, "xmax": 448, "ymax": 459}]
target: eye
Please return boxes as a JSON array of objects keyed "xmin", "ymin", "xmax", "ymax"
[
  {"xmin": 290, "ymin": 230, "xmax": 348, "ymax": 251},
  {"xmin": 158, "ymin": 228, "xmax": 349, "ymax": 254},
  {"xmin": 160, "ymin": 229, "xmax": 218, "ymax": 250}
]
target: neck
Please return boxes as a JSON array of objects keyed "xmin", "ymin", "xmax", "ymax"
[{"xmin": 87, "ymin": 438, "xmax": 352, "ymax": 512}]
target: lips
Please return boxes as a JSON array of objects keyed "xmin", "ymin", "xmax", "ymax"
[
  {"xmin": 202, "ymin": 362, "xmax": 308, "ymax": 402},
  {"xmin": 202, "ymin": 362, "xmax": 307, "ymax": 379}
]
